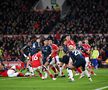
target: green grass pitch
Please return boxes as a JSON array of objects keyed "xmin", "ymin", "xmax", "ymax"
[{"xmin": 0, "ymin": 69, "xmax": 108, "ymax": 90}]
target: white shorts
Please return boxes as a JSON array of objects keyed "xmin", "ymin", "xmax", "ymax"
[
  {"xmin": 50, "ymin": 55, "xmax": 60, "ymax": 65},
  {"xmin": 7, "ymin": 70, "xmax": 19, "ymax": 77},
  {"xmin": 33, "ymin": 66, "xmax": 42, "ymax": 71},
  {"xmin": 85, "ymin": 57, "xmax": 90, "ymax": 67}
]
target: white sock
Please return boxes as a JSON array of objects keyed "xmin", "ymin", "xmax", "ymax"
[
  {"xmin": 81, "ymin": 71, "xmax": 85, "ymax": 77},
  {"xmin": 67, "ymin": 69, "xmax": 73, "ymax": 79},
  {"xmin": 28, "ymin": 66, "xmax": 34, "ymax": 75},
  {"xmin": 84, "ymin": 70, "xmax": 90, "ymax": 78},
  {"xmin": 44, "ymin": 72, "xmax": 48, "ymax": 78},
  {"xmin": 59, "ymin": 66, "xmax": 63, "ymax": 76}
]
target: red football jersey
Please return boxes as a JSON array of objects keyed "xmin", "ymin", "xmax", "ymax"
[
  {"xmin": 82, "ymin": 44, "xmax": 91, "ymax": 51},
  {"xmin": 82, "ymin": 44, "xmax": 91, "ymax": 57},
  {"xmin": 31, "ymin": 52, "xmax": 42, "ymax": 68},
  {"xmin": 51, "ymin": 44, "xmax": 59, "ymax": 51},
  {"xmin": 51, "ymin": 44, "xmax": 59, "ymax": 57},
  {"xmin": 66, "ymin": 40, "xmax": 76, "ymax": 47}
]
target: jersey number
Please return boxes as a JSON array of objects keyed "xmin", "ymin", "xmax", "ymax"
[
  {"xmin": 33, "ymin": 56, "xmax": 38, "ymax": 61},
  {"xmin": 74, "ymin": 51, "xmax": 80, "ymax": 56}
]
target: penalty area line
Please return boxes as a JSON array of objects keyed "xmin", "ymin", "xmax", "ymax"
[{"xmin": 95, "ymin": 86, "xmax": 108, "ymax": 90}]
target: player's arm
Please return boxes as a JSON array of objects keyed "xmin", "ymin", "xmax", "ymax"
[
  {"xmin": 51, "ymin": 46, "xmax": 59, "ymax": 56},
  {"xmin": 82, "ymin": 46, "xmax": 90, "ymax": 55},
  {"xmin": 48, "ymin": 46, "xmax": 52, "ymax": 55},
  {"xmin": 39, "ymin": 57, "xmax": 43, "ymax": 66},
  {"xmin": 85, "ymin": 49, "xmax": 90, "ymax": 55},
  {"xmin": 26, "ymin": 56, "xmax": 32, "ymax": 68},
  {"xmin": 20, "ymin": 45, "xmax": 28, "ymax": 57},
  {"xmin": 26, "ymin": 60, "xmax": 30, "ymax": 68}
]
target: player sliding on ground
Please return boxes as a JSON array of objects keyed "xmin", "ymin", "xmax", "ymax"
[{"xmin": 0, "ymin": 64, "xmax": 24, "ymax": 77}]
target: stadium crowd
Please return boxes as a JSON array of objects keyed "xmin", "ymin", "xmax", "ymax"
[
  {"xmin": 0, "ymin": 0, "xmax": 60, "ymax": 34},
  {"xmin": 1, "ymin": 0, "xmax": 108, "ymax": 34},
  {"xmin": 53, "ymin": 0, "xmax": 108, "ymax": 34}
]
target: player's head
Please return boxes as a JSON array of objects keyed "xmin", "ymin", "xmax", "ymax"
[
  {"xmin": 43, "ymin": 38, "xmax": 48, "ymax": 45},
  {"xmin": 30, "ymin": 35, "xmax": 36, "ymax": 42},
  {"xmin": 48, "ymin": 39, "xmax": 53, "ymax": 45},
  {"xmin": 59, "ymin": 46, "xmax": 63, "ymax": 51},
  {"xmin": 94, "ymin": 46, "xmax": 97, "ymax": 50},
  {"xmin": 78, "ymin": 41, "xmax": 82, "ymax": 45},
  {"xmin": 36, "ymin": 38, "xmax": 41, "ymax": 43},
  {"xmin": 66, "ymin": 35, "xmax": 71, "ymax": 41},
  {"xmin": 84, "ymin": 39, "xmax": 89, "ymax": 44},
  {"xmin": 68, "ymin": 45, "xmax": 76, "ymax": 51}
]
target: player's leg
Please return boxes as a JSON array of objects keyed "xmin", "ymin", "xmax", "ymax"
[
  {"xmin": 49, "ymin": 58, "xmax": 58, "ymax": 75},
  {"xmin": 67, "ymin": 67, "xmax": 74, "ymax": 81},
  {"xmin": 67, "ymin": 58, "xmax": 75, "ymax": 81},
  {"xmin": 17, "ymin": 72, "xmax": 24, "ymax": 77},
  {"xmin": 73, "ymin": 59, "xmax": 84, "ymax": 79},
  {"xmin": 27, "ymin": 65, "xmax": 34, "ymax": 76},
  {"xmin": 92, "ymin": 59, "xmax": 98, "ymax": 69},
  {"xmin": 85, "ymin": 57, "xmax": 95, "ymax": 75},
  {"xmin": 55, "ymin": 55, "xmax": 63, "ymax": 77},
  {"xmin": 36, "ymin": 67, "xmax": 44, "ymax": 80},
  {"xmin": 59, "ymin": 55, "xmax": 70, "ymax": 77},
  {"xmin": 60, "ymin": 55, "xmax": 70, "ymax": 77},
  {"xmin": 55, "ymin": 55, "xmax": 60, "ymax": 71},
  {"xmin": 59, "ymin": 62, "xmax": 64, "ymax": 76},
  {"xmin": 80, "ymin": 60, "xmax": 92, "ymax": 81},
  {"xmin": 44, "ymin": 57, "xmax": 57, "ymax": 78},
  {"xmin": 45, "ymin": 56, "xmax": 57, "ymax": 74},
  {"xmin": 42, "ymin": 58, "xmax": 48, "ymax": 79},
  {"xmin": 42, "ymin": 66, "xmax": 56, "ymax": 80}
]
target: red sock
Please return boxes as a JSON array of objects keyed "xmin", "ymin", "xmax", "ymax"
[
  {"xmin": 39, "ymin": 73, "xmax": 42, "ymax": 77},
  {"xmin": 49, "ymin": 74, "xmax": 54, "ymax": 78},
  {"xmin": 51, "ymin": 66, "xmax": 57, "ymax": 73},
  {"xmin": 91, "ymin": 71, "xmax": 94, "ymax": 75},
  {"xmin": 76, "ymin": 68, "xmax": 82, "ymax": 74},
  {"xmin": 18, "ymin": 73, "xmax": 24, "ymax": 77},
  {"xmin": 88, "ymin": 65, "xmax": 92, "ymax": 69},
  {"xmin": 62, "ymin": 72, "xmax": 64, "ymax": 75}
]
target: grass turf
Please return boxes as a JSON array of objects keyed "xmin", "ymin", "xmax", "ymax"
[{"xmin": 0, "ymin": 69, "xmax": 108, "ymax": 90}]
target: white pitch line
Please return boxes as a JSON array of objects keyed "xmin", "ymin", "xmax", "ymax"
[{"xmin": 95, "ymin": 86, "xmax": 108, "ymax": 90}]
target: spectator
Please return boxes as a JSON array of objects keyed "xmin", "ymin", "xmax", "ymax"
[{"xmin": 91, "ymin": 46, "xmax": 99, "ymax": 69}]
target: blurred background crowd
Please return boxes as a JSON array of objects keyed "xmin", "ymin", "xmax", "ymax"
[{"xmin": 0, "ymin": 0, "xmax": 108, "ymax": 34}]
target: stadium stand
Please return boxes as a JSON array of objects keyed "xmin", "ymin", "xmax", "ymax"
[
  {"xmin": 0, "ymin": 0, "xmax": 60, "ymax": 34},
  {"xmin": 53, "ymin": 0, "xmax": 108, "ymax": 34}
]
